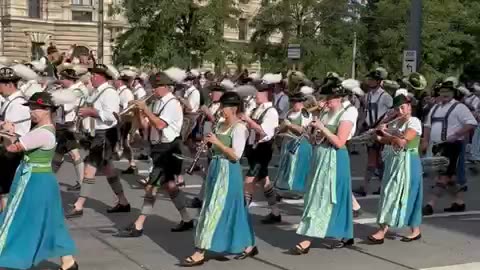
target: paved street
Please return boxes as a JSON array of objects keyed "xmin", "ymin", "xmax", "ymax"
[{"xmin": 33, "ymin": 148, "xmax": 480, "ymax": 270}]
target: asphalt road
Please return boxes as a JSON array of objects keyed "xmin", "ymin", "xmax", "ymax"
[{"xmin": 32, "ymin": 146, "xmax": 480, "ymax": 270}]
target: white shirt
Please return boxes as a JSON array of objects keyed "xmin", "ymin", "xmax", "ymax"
[
  {"xmin": 424, "ymin": 99, "xmax": 477, "ymax": 143},
  {"xmin": 248, "ymin": 102, "xmax": 279, "ymax": 145},
  {"xmin": 0, "ymin": 91, "xmax": 31, "ymax": 136},
  {"xmin": 118, "ymin": 85, "xmax": 135, "ymax": 111},
  {"xmin": 203, "ymin": 102, "xmax": 223, "ymax": 136},
  {"xmin": 150, "ymin": 92, "xmax": 183, "ymax": 143},
  {"xmin": 19, "ymin": 80, "xmax": 43, "ymax": 99},
  {"xmin": 88, "ymin": 82, "xmax": 119, "ymax": 130},
  {"xmin": 216, "ymin": 122, "xmax": 249, "ymax": 159},
  {"xmin": 284, "ymin": 109, "xmax": 313, "ymax": 128},
  {"xmin": 133, "ymin": 83, "xmax": 146, "ymax": 100},
  {"xmin": 273, "ymin": 92, "xmax": 289, "ymax": 120},
  {"xmin": 321, "ymin": 102, "xmax": 359, "ymax": 140},
  {"xmin": 19, "ymin": 125, "xmax": 56, "ymax": 151},
  {"xmin": 464, "ymin": 94, "xmax": 480, "ymax": 112},
  {"xmin": 56, "ymin": 81, "xmax": 88, "ymax": 124},
  {"xmin": 396, "ymin": 117, "xmax": 422, "ymax": 136},
  {"xmin": 184, "ymin": 86, "xmax": 200, "ymax": 113},
  {"xmin": 365, "ymin": 87, "xmax": 393, "ymax": 126}
]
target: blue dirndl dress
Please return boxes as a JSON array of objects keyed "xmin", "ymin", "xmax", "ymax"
[
  {"xmin": 296, "ymin": 110, "xmax": 354, "ymax": 240},
  {"xmin": 275, "ymin": 136, "xmax": 312, "ymax": 193},
  {"xmin": 0, "ymin": 126, "xmax": 76, "ymax": 270},
  {"xmin": 377, "ymin": 126, "xmax": 423, "ymax": 228},
  {"xmin": 195, "ymin": 123, "xmax": 255, "ymax": 254}
]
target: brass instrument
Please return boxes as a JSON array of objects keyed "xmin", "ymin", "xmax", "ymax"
[
  {"xmin": 118, "ymin": 94, "xmax": 155, "ymax": 117},
  {"xmin": 349, "ymin": 115, "xmax": 406, "ymax": 146}
]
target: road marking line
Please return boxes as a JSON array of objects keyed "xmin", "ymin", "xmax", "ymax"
[{"xmin": 419, "ymin": 262, "xmax": 480, "ymax": 270}]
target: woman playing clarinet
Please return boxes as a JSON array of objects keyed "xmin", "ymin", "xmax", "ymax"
[
  {"xmin": 0, "ymin": 92, "xmax": 78, "ymax": 270},
  {"xmin": 368, "ymin": 93, "xmax": 423, "ymax": 244},
  {"xmin": 291, "ymin": 83, "xmax": 357, "ymax": 254},
  {"xmin": 181, "ymin": 91, "xmax": 255, "ymax": 267},
  {"xmin": 275, "ymin": 92, "xmax": 313, "ymax": 194}
]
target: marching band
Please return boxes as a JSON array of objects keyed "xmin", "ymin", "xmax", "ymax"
[{"xmin": 0, "ymin": 52, "xmax": 480, "ymax": 270}]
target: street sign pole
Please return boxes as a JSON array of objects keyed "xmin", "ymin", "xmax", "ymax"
[
  {"xmin": 407, "ymin": 0, "xmax": 422, "ymax": 70},
  {"xmin": 287, "ymin": 44, "xmax": 301, "ymax": 71}
]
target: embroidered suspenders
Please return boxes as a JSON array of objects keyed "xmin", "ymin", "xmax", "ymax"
[{"xmin": 430, "ymin": 101, "xmax": 461, "ymax": 141}]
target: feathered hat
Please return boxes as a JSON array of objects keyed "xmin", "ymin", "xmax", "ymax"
[
  {"xmin": 12, "ymin": 64, "xmax": 38, "ymax": 81},
  {"xmin": 341, "ymin": 79, "xmax": 364, "ymax": 97},
  {"xmin": 163, "ymin": 67, "xmax": 187, "ymax": 84}
]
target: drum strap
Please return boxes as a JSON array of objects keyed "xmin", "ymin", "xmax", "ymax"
[{"xmin": 430, "ymin": 101, "xmax": 460, "ymax": 141}]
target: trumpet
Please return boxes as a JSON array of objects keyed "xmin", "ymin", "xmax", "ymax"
[{"xmin": 118, "ymin": 94, "xmax": 155, "ymax": 117}]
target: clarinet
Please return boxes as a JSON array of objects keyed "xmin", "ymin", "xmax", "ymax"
[{"xmin": 186, "ymin": 113, "xmax": 221, "ymax": 175}]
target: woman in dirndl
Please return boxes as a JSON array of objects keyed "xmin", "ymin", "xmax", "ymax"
[
  {"xmin": 368, "ymin": 93, "xmax": 423, "ymax": 244},
  {"xmin": 181, "ymin": 91, "xmax": 255, "ymax": 267},
  {"xmin": 0, "ymin": 92, "xmax": 78, "ymax": 270},
  {"xmin": 275, "ymin": 92, "xmax": 313, "ymax": 194},
  {"xmin": 291, "ymin": 84, "xmax": 357, "ymax": 255}
]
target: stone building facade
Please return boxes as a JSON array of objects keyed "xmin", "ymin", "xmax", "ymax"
[
  {"xmin": 0, "ymin": 0, "xmax": 272, "ymax": 71},
  {"xmin": 0, "ymin": 0, "xmax": 126, "ymax": 64}
]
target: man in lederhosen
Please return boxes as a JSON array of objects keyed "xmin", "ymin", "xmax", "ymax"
[
  {"xmin": 52, "ymin": 64, "xmax": 89, "ymax": 192},
  {"xmin": 241, "ymin": 82, "xmax": 280, "ymax": 223},
  {"xmin": 422, "ymin": 81, "xmax": 477, "ymax": 215},
  {"xmin": 131, "ymin": 70, "xmax": 147, "ymax": 100},
  {"xmin": 115, "ymin": 69, "xmax": 137, "ymax": 174},
  {"xmin": 354, "ymin": 70, "xmax": 393, "ymax": 197},
  {"xmin": 0, "ymin": 67, "xmax": 31, "ymax": 210},
  {"xmin": 187, "ymin": 83, "xmax": 226, "ymax": 208},
  {"xmin": 115, "ymin": 71, "xmax": 193, "ymax": 237},
  {"xmin": 66, "ymin": 64, "xmax": 131, "ymax": 218}
]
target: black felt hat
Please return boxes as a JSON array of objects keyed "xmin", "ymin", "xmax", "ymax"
[
  {"xmin": 88, "ymin": 64, "xmax": 114, "ymax": 80},
  {"xmin": 208, "ymin": 84, "xmax": 227, "ymax": 93},
  {"xmin": 393, "ymin": 94, "xmax": 411, "ymax": 108},
  {"xmin": 366, "ymin": 70, "xmax": 384, "ymax": 81},
  {"xmin": 220, "ymin": 91, "xmax": 242, "ymax": 107},
  {"xmin": 289, "ymin": 92, "xmax": 307, "ymax": 102},
  {"xmin": 59, "ymin": 68, "xmax": 80, "ymax": 80},
  {"xmin": 321, "ymin": 82, "xmax": 349, "ymax": 99},
  {"xmin": 0, "ymin": 67, "xmax": 21, "ymax": 83},
  {"xmin": 24, "ymin": 92, "xmax": 58, "ymax": 109},
  {"xmin": 149, "ymin": 72, "xmax": 175, "ymax": 88}
]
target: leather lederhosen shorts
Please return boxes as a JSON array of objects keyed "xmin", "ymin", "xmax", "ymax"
[
  {"xmin": 245, "ymin": 140, "xmax": 274, "ymax": 180},
  {"xmin": 148, "ymin": 137, "xmax": 183, "ymax": 186},
  {"xmin": 84, "ymin": 127, "xmax": 119, "ymax": 169}
]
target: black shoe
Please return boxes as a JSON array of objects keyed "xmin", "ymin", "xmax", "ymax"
[
  {"xmin": 353, "ymin": 188, "xmax": 367, "ymax": 197},
  {"xmin": 186, "ymin": 198, "xmax": 203, "ymax": 209},
  {"xmin": 180, "ymin": 256, "xmax": 205, "ymax": 267},
  {"xmin": 289, "ymin": 244, "xmax": 310, "ymax": 255},
  {"xmin": 171, "ymin": 220, "xmax": 194, "ymax": 232},
  {"xmin": 67, "ymin": 182, "xmax": 81, "ymax": 192},
  {"xmin": 444, "ymin": 203, "xmax": 466, "ymax": 213},
  {"xmin": 58, "ymin": 261, "xmax": 79, "ymax": 270},
  {"xmin": 400, "ymin": 234, "xmax": 422, "ymax": 242},
  {"xmin": 234, "ymin": 246, "xmax": 259, "ymax": 260},
  {"xmin": 261, "ymin": 213, "xmax": 282, "ymax": 224},
  {"xmin": 65, "ymin": 208, "xmax": 83, "ymax": 219},
  {"xmin": 422, "ymin": 204, "xmax": 434, "ymax": 216},
  {"xmin": 353, "ymin": 209, "xmax": 362, "ymax": 218},
  {"xmin": 372, "ymin": 187, "xmax": 381, "ymax": 195},
  {"xmin": 367, "ymin": 235, "xmax": 384, "ymax": 245},
  {"xmin": 328, "ymin": 238, "xmax": 354, "ymax": 249},
  {"xmin": 350, "ymin": 150, "xmax": 359, "ymax": 155},
  {"xmin": 106, "ymin": 203, "xmax": 131, "ymax": 213},
  {"xmin": 122, "ymin": 166, "xmax": 137, "ymax": 175},
  {"xmin": 115, "ymin": 226, "xmax": 144, "ymax": 238}
]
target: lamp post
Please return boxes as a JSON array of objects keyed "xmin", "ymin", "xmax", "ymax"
[
  {"xmin": 97, "ymin": 0, "xmax": 104, "ymax": 64},
  {"xmin": 407, "ymin": 0, "xmax": 422, "ymax": 70}
]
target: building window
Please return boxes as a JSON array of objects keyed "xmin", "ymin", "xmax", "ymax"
[
  {"xmin": 72, "ymin": 10, "xmax": 93, "ymax": 21},
  {"xmin": 72, "ymin": 0, "xmax": 92, "ymax": 5},
  {"xmin": 238, "ymin": 18, "xmax": 248, "ymax": 41},
  {"xmin": 31, "ymin": 42, "xmax": 45, "ymax": 60},
  {"xmin": 28, "ymin": 0, "xmax": 42, "ymax": 18}
]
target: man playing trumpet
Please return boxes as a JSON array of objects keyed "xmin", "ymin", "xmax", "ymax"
[{"xmin": 116, "ymin": 71, "xmax": 193, "ymax": 237}]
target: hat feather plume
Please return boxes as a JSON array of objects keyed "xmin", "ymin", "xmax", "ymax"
[
  {"xmin": 106, "ymin": 64, "xmax": 120, "ymax": 80},
  {"xmin": 220, "ymin": 79, "xmax": 235, "ymax": 90},
  {"xmin": 51, "ymin": 89, "xmax": 80, "ymax": 105},
  {"xmin": 300, "ymin": 86, "xmax": 314, "ymax": 95},
  {"xmin": 30, "ymin": 60, "xmax": 47, "ymax": 72},
  {"xmin": 395, "ymin": 88, "xmax": 409, "ymax": 97},
  {"xmin": 164, "ymin": 67, "xmax": 187, "ymax": 83},
  {"xmin": 233, "ymin": 85, "xmax": 257, "ymax": 97},
  {"xmin": 262, "ymin": 73, "xmax": 282, "ymax": 84},
  {"xmin": 341, "ymin": 79, "xmax": 364, "ymax": 96},
  {"xmin": 12, "ymin": 64, "xmax": 38, "ymax": 81},
  {"xmin": 458, "ymin": 85, "xmax": 470, "ymax": 95}
]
